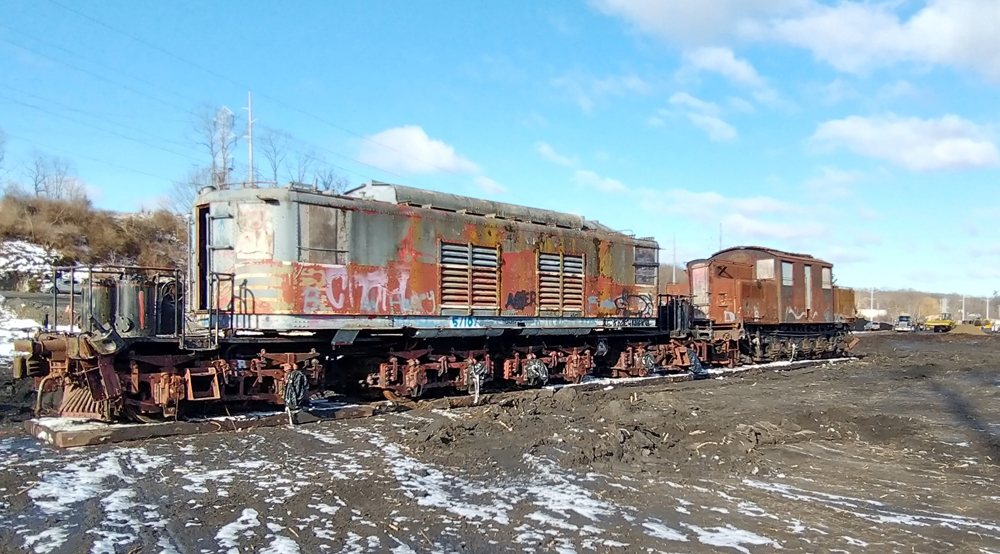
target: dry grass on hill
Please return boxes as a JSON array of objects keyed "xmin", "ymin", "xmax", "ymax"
[{"xmin": 0, "ymin": 193, "xmax": 186, "ymax": 268}]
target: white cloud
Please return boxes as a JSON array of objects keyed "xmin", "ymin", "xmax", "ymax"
[
  {"xmin": 572, "ymin": 169, "xmax": 628, "ymax": 193},
  {"xmin": 728, "ymin": 97, "xmax": 755, "ymax": 113},
  {"xmin": 803, "ymin": 166, "xmax": 865, "ymax": 197},
  {"xmin": 357, "ymin": 126, "xmax": 480, "ymax": 175},
  {"xmin": 646, "ymin": 115, "xmax": 665, "ymax": 127},
  {"xmin": 593, "ymin": 0, "xmax": 1000, "ymax": 80},
  {"xmin": 811, "ymin": 114, "xmax": 1000, "ymax": 171},
  {"xmin": 669, "ymin": 92, "xmax": 720, "ymax": 116},
  {"xmin": 724, "ymin": 213, "xmax": 826, "ymax": 241},
  {"xmin": 769, "ymin": 0, "xmax": 1000, "ymax": 78},
  {"xmin": 590, "ymin": 0, "xmax": 801, "ymax": 45},
  {"xmin": 521, "ymin": 112, "xmax": 549, "ymax": 128},
  {"xmin": 535, "ymin": 142, "xmax": 578, "ymax": 167},
  {"xmin": 474, "ymin": 176, "xmax": 507, "ymax": 194},
  {"xmin": 877, "ymin": 80, "xmax": 919, "ymax": 100},
  {"xmin": 666, "ymin": 92, "xmax": 738, "ymax": 141},
  {"xmin": 638, "ymin": 188, "xmax": 796, "ymax": 216},
  {"xmin": 818, "ymin": 78, "xmax": 860, "ymax": 105},
  {"xmin": 683, "ymin": 47, "xmax": 765, "ymax": 88},
  {"xmin": 551, "ymin": 72, "xmax": 651, "ymax": 113},
  {"xmin": 136, "ymin": 194, "xmax": 170, "ymax": 211},
  {"xmin": 687, "ymin": 113, "xmax": 738, "ymax": 142},
  {"xmin": 823, "ymin": 245, "xmax": 874, "ymax": 265}
]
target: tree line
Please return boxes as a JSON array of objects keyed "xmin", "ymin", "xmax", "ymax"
[
  {"xmin": 168, "ymin": 104, "xmax": 350, "ymax": 213},
  {"xmin": 0, "ymin": 127, "xmax": 88, "ymax": 201},
  {"xmin": 0, "ymin": 102, "xmax": 351, "ymax": 213}
]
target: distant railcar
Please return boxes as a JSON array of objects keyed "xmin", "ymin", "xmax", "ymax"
[{"xmin": 688, "ymin": 247, "xmax": 856, "ymax": 364}]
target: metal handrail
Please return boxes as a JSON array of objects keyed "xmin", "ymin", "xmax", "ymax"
[{"xmin": 49, "ymin": 265, "xmax": 182, "ymax": 338}]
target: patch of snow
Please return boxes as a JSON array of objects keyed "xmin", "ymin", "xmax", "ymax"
[
  {"xmin": 843, "ymin": 536, "xmax": 869, "ymax": 547},
  {"xmin": 216, "ymin": 508, "xmax": 261, "ymax": 553},
  {"xmin": 309, "ymin": 503, "xmax": 340, "ymax": 516},
  {"xmin": 178, "ymin": 468, "xmax": 236, "ymax": 494},
  {"xmin": 642, "ymin": 521, "xmax": 688, "ymax": 542},
  {"xmin": 259, "ymin": 535, "xmax": 301, "ymax": 554},
  {"xmin": 21, "ymin": 527, "xmax": 69, "ymax": 554},
  {"xmin": 681, "ymin": 523, "xmax": 780, "ymax": 553}
]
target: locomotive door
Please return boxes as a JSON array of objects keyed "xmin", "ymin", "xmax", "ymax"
[
  {"xmin": 690, "ymin": 264, "xmax": 709, "ymax": 319},
  {"xmin": 804, "ymin": 264, "xmax": 812, "ymax": 316}
]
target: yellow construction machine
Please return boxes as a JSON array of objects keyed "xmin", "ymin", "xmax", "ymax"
[{"xmin": 924, "ymin": 313, "xmax": 955, "ymax": 333}]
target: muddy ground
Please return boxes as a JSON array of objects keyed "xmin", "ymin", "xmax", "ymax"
[{"xmin": 1, "ymin": 332, "xmax": 999, "ymax": 553}]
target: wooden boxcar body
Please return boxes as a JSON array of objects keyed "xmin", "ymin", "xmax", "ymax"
[{"xmin": 688, "ymin": 247, "xmax": 856, "ymax": 363}]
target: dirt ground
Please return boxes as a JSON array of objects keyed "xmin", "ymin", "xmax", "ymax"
[{"xmin": 1, "ymin": 332, "xmax": 999, "ymax": 553}]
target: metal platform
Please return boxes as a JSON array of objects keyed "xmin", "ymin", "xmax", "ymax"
[{"xmin": 24, "ymin": 400, "xmax": 398, "ymax": 448}]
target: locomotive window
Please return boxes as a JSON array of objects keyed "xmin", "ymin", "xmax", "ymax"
[
  {"xmin": 440, "ymin": 242, "xmax": 499, "ymax": 310},
  {"xmin": 781, "ymin": 261, "xmax": 794, "ymax": 286},
  {"xmin": 822, "ymin": 267, "xmax": 832, "ymax": 289},
  {"xmin": 538, "ymin": 253, "xmax": 584, "ymax": 313},
  {"xmin": 634, "ymin": 246, "xmax": 658, "ymax": 286},
  {"xmin": 756, "ymin": 259, "xmax": 775, "ymax": 280}
]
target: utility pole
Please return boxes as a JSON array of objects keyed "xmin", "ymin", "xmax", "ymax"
[
  {"xmin": 870, "ymin": 287, "xmax": 875, "ymax": 310},
  {"xmin": 962, "ymin": 295, "xmax": 966, "ymax": 322},
  {"xmin": 672, "ymin": 235, "xmax": 677, "ymax": 284},
  {"xmin": 245, "ymin": 91, "xmax": 256, "ymax": 187}
]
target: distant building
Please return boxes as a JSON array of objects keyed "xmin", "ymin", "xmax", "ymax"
[{"xmin": 858, "ymin": 308, "xmax": 887, "ymax": 321}]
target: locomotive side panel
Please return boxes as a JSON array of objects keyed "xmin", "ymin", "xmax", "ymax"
[
  {"xmin": 201, "ymin": 186, "xmax": 657, "ymax": 329},
  {"xmin": 777, "ymin": 258, "xmax": 834, "ymax": 324}
]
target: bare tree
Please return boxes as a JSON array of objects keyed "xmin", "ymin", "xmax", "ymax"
[
  {"xmin": 258, "ymin": 126, "xmax": 290, "ymax": 186},
  {"xmin": 21, "ymin": 151, "xmax": 78, "ymax": 199},
  {"xmin": 288, "ymin": 150, "xmax": 316, "ymax": 184},
  {"xmin": 314, "ymin": 164, "xmax": 350, "ymax": 194},
  {"xmin": 0, "ymin": 127, "xmax": 7, "ymax": 179},
  {"xmin": 23, "ymin": 152, "xmax": 48, "ymax": 196},
  {"xmin": 168, "ymin": 166, "xmax": 212, "ymax": 214},
  {"xmin": 193, "ymin": 105, "xmax": 241, "ymax": 187}
]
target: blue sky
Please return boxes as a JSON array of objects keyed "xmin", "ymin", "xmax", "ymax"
[{"xmin": 1, "ymin": 0, "xmax": 998, "ymax": 295}]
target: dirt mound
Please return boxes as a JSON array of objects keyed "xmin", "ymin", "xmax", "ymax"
[
  {"xmin": 951, "ymin": 324, "xmax": 986, "ymax": 336},
  {"xmin": 407, "ymin": 382, "xmax": 927, "ymax": 478}
]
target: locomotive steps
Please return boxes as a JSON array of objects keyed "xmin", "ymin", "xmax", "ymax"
[{"xmin": 25, "ymin": 356, "xmax": 857, "ymax": 448}]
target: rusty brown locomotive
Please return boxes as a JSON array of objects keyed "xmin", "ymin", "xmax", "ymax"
[{"xmin": 11, "ymin": 182, "xmax": 856, "ymax": 421}]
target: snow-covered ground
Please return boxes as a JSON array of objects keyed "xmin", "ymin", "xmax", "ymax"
[{"xmin": 3, "ymin": 412, "xmax": 999, "ymax": 554}]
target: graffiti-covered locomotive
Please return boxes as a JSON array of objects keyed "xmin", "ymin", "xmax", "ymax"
[{"xmin": 12, "ymin": 182, "xmax": 856, "ymax": 421}]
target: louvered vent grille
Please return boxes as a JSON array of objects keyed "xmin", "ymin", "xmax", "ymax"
[
  {"xmin": 440, "ymin": 243, "xmax": 499, "ymax": 309},
  {"xmin": 538, "ymin": 253, "xmax": 585, "ymax": 313},
  {"xmin": 471, "ymin": 246, "xmax": 499, "ymax": 307}
]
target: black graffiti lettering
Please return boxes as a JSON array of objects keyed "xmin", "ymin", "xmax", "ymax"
[
  {"xmin": 505, "ymin": 290, "xmax": 537, "ymax": 310},
  {"xmin": 614, "ymin": 291, "xmax": 654, "ymax": 318}
]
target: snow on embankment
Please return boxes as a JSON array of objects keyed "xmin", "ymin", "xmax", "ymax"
[
  {"xmin": 0, "ymin": 240, "xmax": 59, "ymax": 286},
  {"xmin": 0, "ymin": 240, "xmax": 58, "ymax": 362},
  {"xmin": 0, "ymin": 294, "xmax": 41, "ymax": 361}
]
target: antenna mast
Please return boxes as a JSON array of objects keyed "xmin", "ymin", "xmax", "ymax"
[
  {"xmin": 246, "ymin": 91, "xmax": 255, "ymax": 187},
  {"xmin": 672, "ymin": 234, "xmax": 677, "ymax": 284}
]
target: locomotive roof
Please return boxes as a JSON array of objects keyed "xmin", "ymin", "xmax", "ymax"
[
  {"xmin": 708, "ymin": 245, "xmax": 831, "ymax": 265},
  {"xmin": 196, "ymin": 182, "xmax": 655, "ymax": 245},
  {"xmin": 345, "ymin": 181, "xmax": 617, "ymax": 233}
]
